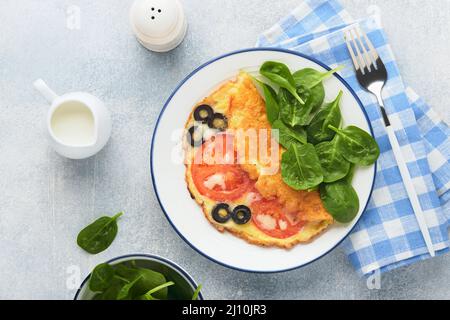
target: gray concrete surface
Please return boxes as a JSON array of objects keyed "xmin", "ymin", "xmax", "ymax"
[{"xmin": 0, "ymin": 0, "xmax": 449, "ymax": 300}]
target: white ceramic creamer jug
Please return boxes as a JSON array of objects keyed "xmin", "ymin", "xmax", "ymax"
[{"xmin": 33, "ymin": 79, "xmax": 112, "ymax": 159}]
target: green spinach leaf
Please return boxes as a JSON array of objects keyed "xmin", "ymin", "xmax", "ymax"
[
  {"xmin": 293, "ymin": 67, "xmax": 341, "ymax": 113},
  {"xmin": 303, "ymin": 83, "xmax": 324, "ymax": 114},
  {"xmin": 89, "ymin": 263, "xmax": 115, "ymax": 292},
  {"xmin": 307, "ymin": 91, "xmax": 343, "ymax": 145},
  {"xmin": 192, "ymin": 284, "xmax": 202, "ymax": 300},
  {"xmin": 278, "ymin": 87, "xmax": 311, "ymax": 127},
  {"xmin": 272, "ymin": 119, "xmax": 306, "ymax": 149},
  {"xmin": 77, "ymin": 212, "xmax": 123, "ymax": 254},
  {"xmin": 114, "ymin": 263, "xmax": 138, "ymax": 279},
  {"xmin": 252, "ymin": 76, "xmax": 280, "ymax": 124},
  {"xmin": 345, "ymin": 164, "xmax": 356, "ymax": 184},
  {"xmin": 140, "ymin": 281, "xmax": 175, "ymax": 300},
  {"xmin": 117, "ymin": 275, "xmax": 142, "ymax": 300},
  {"xmin": 117, "ymin": 267, "xmax": 168, "ymax": 300},
  {"xmin": 260, "ymin": 61, "xmax": 304, "ymax": 104},
  {"xmin": 260, "ymin": 81, "xmax": 279, "ymax": 124},
  {"xmin": 281, "ymin": 143, "xmax": 323, "ymax": 190},
  {"xmin": 95, "ymin": 276, "xmax": 128, "ymax": 300},
  {"xmin": 293, "ymin": 69, "xmax": 324, "ymax": 114},
  {"xmin": 293, "ymin": 67, "xmax": 342, "ymax": 89},
  {"xmin": 296, "ymin": 84, "xmax": 315, "ymax": 125},
  {"xmin": 86, "ymin": 260, "xmax": 197, "ymax": 300},
  {"xmin": 320, "ymin": 180, "xmax": 360, "ymax": 223},
  {"xmin": 135, "ymin": 268, "xmax": 168, "ymax": 299},
  {"xmin": 315, "ymin": 140, "xmax": 350, "ymax": 183},
  {"xmin": 92, "ymin": 293, "xmax": 103, "ymax": 300},
  {"xmin": 329, "ymin": 125, "xmax": 380, "ymax": 166}
]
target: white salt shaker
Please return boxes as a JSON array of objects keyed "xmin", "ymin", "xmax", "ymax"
[{"xmin": 129, "ymin": 0, "xmax": 187, "ymax": 52}]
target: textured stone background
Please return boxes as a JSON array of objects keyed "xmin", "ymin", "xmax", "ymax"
[{"xmin": 0, "ymin": 0, "xmax": 448, "ymax": 299}]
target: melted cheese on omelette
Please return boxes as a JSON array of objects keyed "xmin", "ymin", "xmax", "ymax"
[{"xmin": 184, "ymin": 72, "xmax": 333, "ymax": 248}]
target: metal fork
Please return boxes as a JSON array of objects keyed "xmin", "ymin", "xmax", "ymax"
[{"xmin": 344, "ymin": 26, "xmax": 435, "ymax": 257}]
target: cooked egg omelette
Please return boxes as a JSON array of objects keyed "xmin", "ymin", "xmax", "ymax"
[{"xmin": 184, "ymin": 72, "xmax": 333, "ymax": 249}]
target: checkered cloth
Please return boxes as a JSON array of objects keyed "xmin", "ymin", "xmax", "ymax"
[{"xmin": 257, "ymin": 0, "xmax": 450, "ymax": 275}]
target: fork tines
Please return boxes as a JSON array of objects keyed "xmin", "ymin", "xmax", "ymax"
[{"xmin": 344, "ymin": 26, "xmax": 380, "ymax": 75}]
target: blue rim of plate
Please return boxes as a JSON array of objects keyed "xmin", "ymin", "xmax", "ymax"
[
  {"xmin": 74, "ymin": 253, "xmax": 204, "ymax": 300},
  {"xmin": 150, "ymin": 47, "xmax": 377, "ymax": 274}
]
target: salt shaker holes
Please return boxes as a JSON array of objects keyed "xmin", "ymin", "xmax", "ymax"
[{"xmin": 150, "ymin": 7, "xmax": 162, "ymax": 20}]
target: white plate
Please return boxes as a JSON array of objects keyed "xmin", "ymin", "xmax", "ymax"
[{"xmin": 151, "ymin": 48, "xmax": 376, "ymax": 273}]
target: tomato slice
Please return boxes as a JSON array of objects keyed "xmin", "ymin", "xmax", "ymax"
[
  {"xmin": 191, "ymin": 133, "xmax": 253, "ymax": 201},
  {"xmin": 250, "ymin": 199, "xmax": 303, "ymax": 239}
]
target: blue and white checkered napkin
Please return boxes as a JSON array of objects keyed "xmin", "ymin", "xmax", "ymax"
[{"xmin": 257, "ymin": 0, "xmax": 450, "ymax": 275}]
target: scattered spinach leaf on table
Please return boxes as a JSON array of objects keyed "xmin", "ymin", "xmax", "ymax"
[
  {"xmin": 328, "ymin": 125, "xmax": 380, "ymax": 166},
  {"xmin": 260, "ymin": 61, "xmax": 305, "ymax": 104},
  {"xmin": 77, "ymin": 212, "xmax": 123, "ymax": 254},
  {"xmin": 281, "ymin": 143, "xmax": 323, "ymax": 191},
  {"xmin": 272, "ymin": 119, "xmax": 307, "ymax": 149},
  {"xmin": 320, "ymin": 180, "xmax": 360, "ymax": 223},
  {"xmin": 307, "ymin": 91, "xmax": 343, "ymax": 145},
  {"xmin": 315, "ymin": 140, "xmax": 350, "ymax": 183}
]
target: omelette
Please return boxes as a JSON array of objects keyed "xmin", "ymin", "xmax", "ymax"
[{"xmin": 184, "ymin": 72, "xmax": 333, "ymax": 249}]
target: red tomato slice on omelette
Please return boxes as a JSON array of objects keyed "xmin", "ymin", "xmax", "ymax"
[
  {"xmin": 191, "ymin": 133, "xmax": 253, "ymax": 201},
  {"xmin": 251, "ymin": 199, "xmax": 303, "ymax": 239}
]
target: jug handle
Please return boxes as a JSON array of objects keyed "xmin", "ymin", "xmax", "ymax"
[{"xmin": 33, "ymin": 79, "xmax": 58, "ymax": 103}]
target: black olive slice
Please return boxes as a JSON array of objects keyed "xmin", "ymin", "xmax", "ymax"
[
  {"xmin": 208, "ymin": 113, "xmax": 228, "ymax": 131},
  {"xmin": 194, "ymin": 104, "xmax": 214, "ymax": 123},
  {"xmin": 232, "ymin": 205, "xmax": 251, "ymax": 225},
  {"xmin": 212, "ymin": 203, "xmax": 231, "ymax": 223},
  {"xmin": 187, "ymin": 125, "xmax": 204, "ymax": 147}
]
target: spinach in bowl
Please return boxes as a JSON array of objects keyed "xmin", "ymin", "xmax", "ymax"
[{"xmin": 78, "ymin": 257, "xmax": 202, "ymax": 300}]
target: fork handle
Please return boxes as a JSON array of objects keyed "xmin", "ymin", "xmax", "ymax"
[
  {"xmin": 374, "ymin": 91, "xmax": 391, "ymax": 127},
  {"xmin": 385, "ymin": 125, "xmax": 436, "ymax": 257}
]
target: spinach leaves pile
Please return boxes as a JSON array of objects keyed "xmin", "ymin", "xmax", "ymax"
[
  {"xmin": 88, "ymin": 261, "xmax": 202, "ymax": 300},
  {"xmin": 77, "ymin": 215, "xmax": 203, "ymax": 300},
  {"xmin": 257, "ymin": 61, "xmax": 380, "ymax": 223}
]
